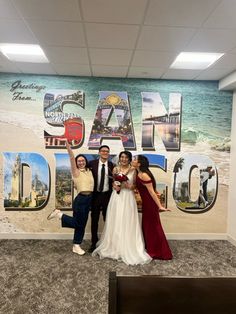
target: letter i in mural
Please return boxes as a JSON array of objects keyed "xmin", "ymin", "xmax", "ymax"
[
  {"xmin": 88, "ymin": 91, "xmax": 136, "ymax": 149},
  {"xmin": 141, "ymin": 92, "xmax": 182, "ymax": 151},
  {"xmin": 54, "ymin": 153, "xmax": 73, "ymax": 209},
  {"xmin": 3, "ymin": 153, "xmax": 50, "ymax": 209},
  {"xmin": 54, "ymin": 153, "xmax": 99, "ymax": 209},
  {"xmin": 44, "ymin": 90, "xmax": 84, "ymax": 148}
]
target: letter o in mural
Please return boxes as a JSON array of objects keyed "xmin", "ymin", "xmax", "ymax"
[{"xmin": 172, "ymin": 154, "xmax": 218, "ymax": 213}]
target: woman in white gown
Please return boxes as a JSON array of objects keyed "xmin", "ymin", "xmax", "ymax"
[{"xmin": 92, "ymin": 151, "xmax": 151, "ymax": 265}]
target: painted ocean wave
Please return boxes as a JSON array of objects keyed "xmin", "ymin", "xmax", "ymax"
[{"xmin": 181, "ymin": 127, "xmax": 231, "ymax": 152}]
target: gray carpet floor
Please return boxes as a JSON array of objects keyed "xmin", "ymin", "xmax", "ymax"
[{"xmin": 0, "ymin": 240, "xmax": 236, "ymax": 314}]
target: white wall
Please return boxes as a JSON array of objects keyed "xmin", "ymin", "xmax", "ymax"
[{"xmin": 228, "ymin": 91, "xmax": 236, "ymax": 245}]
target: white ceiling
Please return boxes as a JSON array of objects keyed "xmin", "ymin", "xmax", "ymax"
[{"xmin": 1, "ymin": 0, "xmax": 236, "ymax": 81}]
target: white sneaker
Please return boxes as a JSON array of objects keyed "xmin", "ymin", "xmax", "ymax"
[
  {"xmin": 47, "ymin": 209, "xmax": 61, "ymax": 220},
  {"xmin": 72, "ymin": 244, "xmax": 85, "ymax": 256}
]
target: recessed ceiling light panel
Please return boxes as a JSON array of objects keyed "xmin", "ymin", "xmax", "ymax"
[
  {"xmin": 0, "ymin": 44, "xmax": 49, "ymax": 63},
  {"xmin": 170, "ymin": 52, "xmax": 224, "ymax": 70}
]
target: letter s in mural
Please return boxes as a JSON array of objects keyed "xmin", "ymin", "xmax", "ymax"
[{"xmin": 44, "ymin": 90, "xmax": 84, "ymax": 148}]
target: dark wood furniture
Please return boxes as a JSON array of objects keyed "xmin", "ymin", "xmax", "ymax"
[{"xmin": 109, "ymin": 272, "xmax": 236, "ymax": 314}]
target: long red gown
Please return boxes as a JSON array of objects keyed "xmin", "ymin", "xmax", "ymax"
[{"xmin": 136, "ymin": 176, "xmax": 173, "ymax": 260}]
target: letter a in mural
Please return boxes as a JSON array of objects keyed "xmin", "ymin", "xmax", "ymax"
[
  {"xmin": 3, "ymin": 153, "xmax": 50, "ymax": 210},
  {"xmin": 44, "ymin": 90, "xmax": 84, "ymax": 148},
  {"xmin": 141, "ymin": 92, "xmax": 182, "ymax": 151},
  {"xmin": 88, "ymin": 91, "xmax": 136, "ymax": 149}
]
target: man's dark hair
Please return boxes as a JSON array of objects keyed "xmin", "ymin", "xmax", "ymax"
[{"xmin": 99, "ymin": 145, "xmax": 110, "ymax": 152}]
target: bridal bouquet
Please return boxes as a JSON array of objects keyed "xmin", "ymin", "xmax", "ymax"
[{"xmin": 113, "ymin": 173, "xmax": 129, "ymax": 194}]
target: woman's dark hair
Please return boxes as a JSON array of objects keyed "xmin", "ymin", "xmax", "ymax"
[
  {"xmin": 119, "ymin": 150, "xmax": 132, "ymax": 163},
  {"xmin": 137, "ymin": 155, "xmax": 156, "ymax": 190},
  {"xmin": 75, "ymin": 154, "xmax": 89, "ymax": 170}
]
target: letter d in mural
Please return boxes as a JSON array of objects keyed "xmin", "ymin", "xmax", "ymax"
[{"xmin": 3, "ymin": 153, "xmax": 50, "ymax": 210}]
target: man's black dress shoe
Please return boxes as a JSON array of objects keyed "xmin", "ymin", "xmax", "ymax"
[{"xmin": 88, "ymin": 244, "xmax": 96, "ymax": 253}]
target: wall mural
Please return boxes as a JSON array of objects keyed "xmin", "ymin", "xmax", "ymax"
[{"xmin": 0, "ymin": 74, "xmax": 232, "ymax": 234}]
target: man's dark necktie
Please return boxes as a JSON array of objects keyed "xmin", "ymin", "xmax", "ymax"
[{"xmin": 99, "ymin": 164, "xmax": 105, "ymax": 192}]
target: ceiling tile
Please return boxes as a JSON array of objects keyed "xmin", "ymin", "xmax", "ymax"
[
  {"xmin": 229, "ymin": 47, "xmax": 236, "ymax": 54},
  {"xmin": 92, "ymin": 65, "xmax": 128, "ymax": 77},
  {"xmin": 13, "ymin": 0, "xmax": 81, "ymax": 21},
  {"xmin": 0, "ymin": 20, "xmax": 38, "ymax": 43},
  {"xmin": 195, "ymin": 67, "xmax": 235, "ymax": 80},
  {"xmin": 52, "ymin": 63, "xmax": 91, "ymax": 76},
  {"xmin": 85, "ymin": 23, "xmax": 139, "ymax": 49},
  {"xmin": 185, "ymin": 29, "xmax": 236, "ymax": 52},
  {"xmin": 131, "ymin": 50, "xmax": 177, "ymax": 67},
  {"xmin": 162, "ymin": 69, "xmax": 202, "ymax": 80},
  {"xmin": 213, "ymin": 53, "xmax": 236, "ymax": 69},
  {"xmin": 203, "ymin": 0, "xmax": 236, "ymax": 29},
  {"xmin": 0, "ymin": 66, "xmax": 21, "ymax": 73},
  {"xmin": 14, "ymin": 62, "xmax": 56, "ymax": 75},
  {"xmin": 0, "ymin": 56, "xmax": 21, "ymax": 73},
  {"xmin": 137, "ymin": 26, "xmax": 196, "ymax": 51},
  {"xmin": 43, "ymin": 46, "xmax": 89, "ymax": 64},
  {"xmin": 81, "ymin": 0, "xmax": 148, "ymax": 24},
  {"xmin": 128, "ymin": 66, "xmax": 165, "ymax": 78},
  {"xmin": 28, "ymin": 21, "xmax": 85, "ymax": 46},
  {"xmin": 145, "ymin": 0, "xmax": 220, "ymax": 27},
  {"xmin": 89, "ymin": 48, "xmax": 132, "ymax": 66},
  {"xmin": 0, "ymin": 0, "xmax": 21, "ymax": 19},
  {"xmin": 0, "ymin": 54, "xmax": 7, "ymax": 63}
]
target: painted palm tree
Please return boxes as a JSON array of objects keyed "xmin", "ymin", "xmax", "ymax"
[{"xmin": 173, "ymin": 157, "xmax": 184, "ymax": 198}]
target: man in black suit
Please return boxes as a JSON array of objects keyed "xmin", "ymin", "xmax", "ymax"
[{"xmin": 88, "ymin": 145, "xmax": 114, "ymax": 252}]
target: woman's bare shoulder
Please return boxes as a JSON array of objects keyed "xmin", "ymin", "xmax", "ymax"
[{"xmin": 139, "ymin": 172, "xmax": 151, "ymax": 181}]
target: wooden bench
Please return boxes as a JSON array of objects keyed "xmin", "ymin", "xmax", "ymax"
[{"xmin": 109, "ymin": 272, "xmax": 236, "ymax": 314}]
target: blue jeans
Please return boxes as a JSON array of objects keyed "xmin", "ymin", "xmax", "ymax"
[{"xmin": 61, "ymin": 194, "xmax": 92, "ymax": 244}]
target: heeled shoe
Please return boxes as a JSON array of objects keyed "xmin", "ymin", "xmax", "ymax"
[{"xmin": 47, "ymin": 209, "xmax": 61, "ymax": 220}]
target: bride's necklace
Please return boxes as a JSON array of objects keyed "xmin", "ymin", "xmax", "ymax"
[{"xmin": 119, "ymin": 165, "xmax": 131, "ymax": 175}]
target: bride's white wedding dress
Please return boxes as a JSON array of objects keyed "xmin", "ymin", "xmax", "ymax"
[{"xmin": 92, "ymin": 170, "xmax": 151, "ymax": 265}]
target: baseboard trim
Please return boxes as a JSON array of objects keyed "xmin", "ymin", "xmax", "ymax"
[
  {"xmin": 166, "ymin": 233, "xmax": 228, "ymax": 240},
  {"xmin": 0, "ymin": 233, "xmax": 76, "ymax": 240},
  {"xmin": 227, "ymin": 235, "xmax": 236, "ymax": 247},
  {"xmin": 0, "ymin": 232, "xmax": 228, "ymax": 240}
]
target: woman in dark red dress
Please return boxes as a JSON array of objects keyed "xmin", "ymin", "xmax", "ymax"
[{"xmin": 132, "ymin": 155, "xmax": 172, "ymax": 260}]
